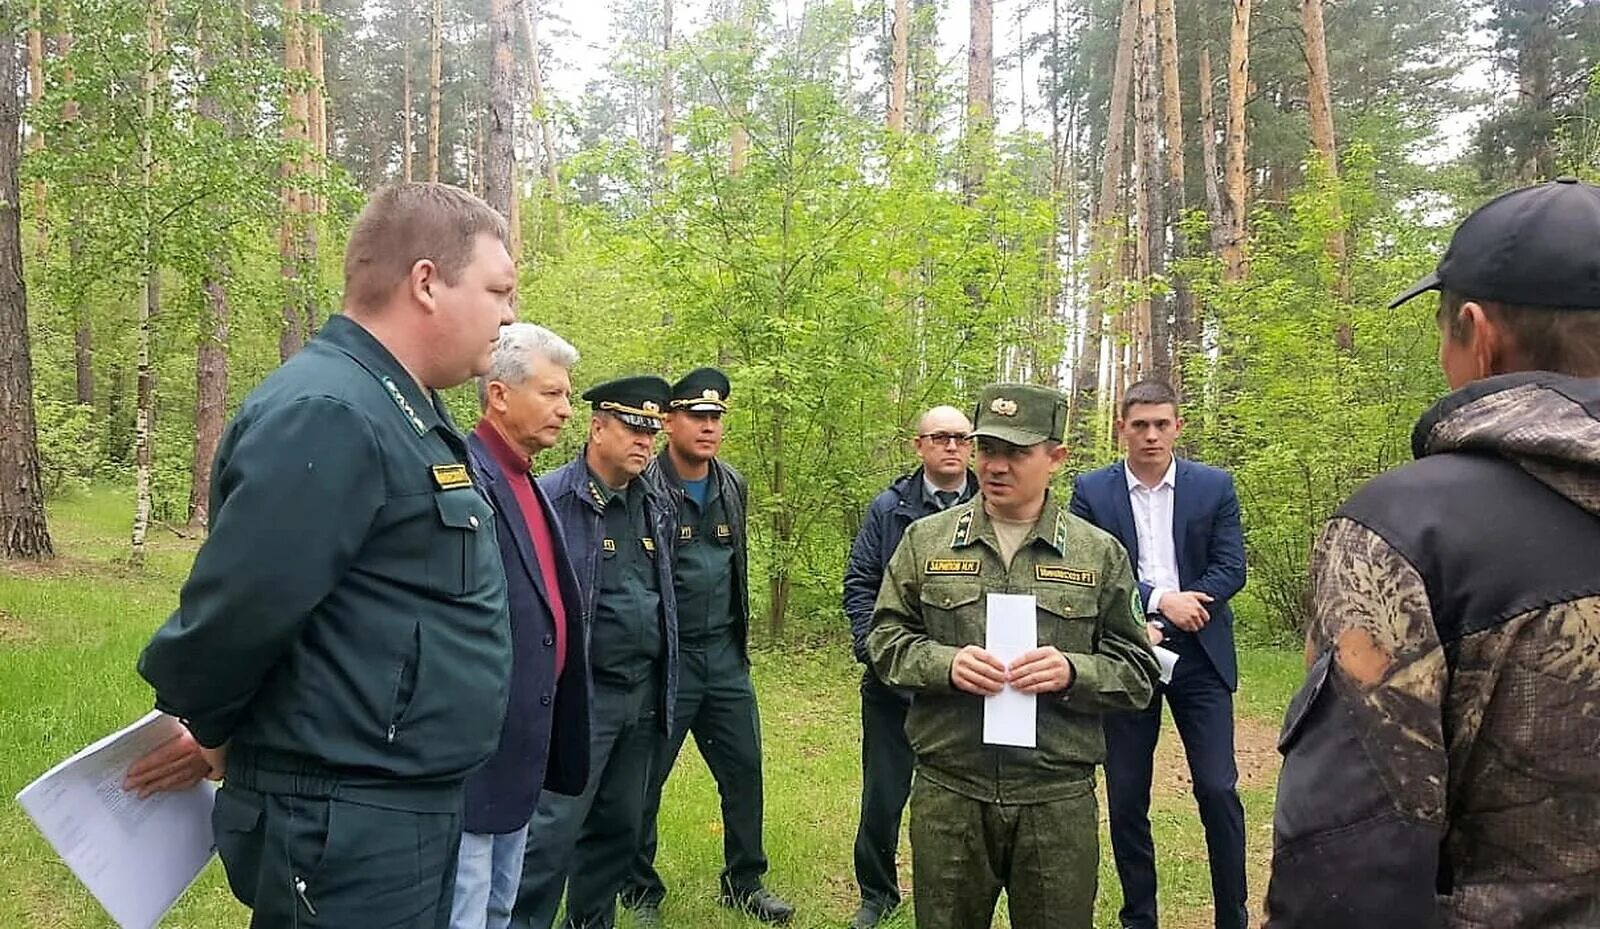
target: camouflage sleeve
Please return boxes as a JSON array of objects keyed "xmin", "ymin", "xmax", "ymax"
[
  {"xmin": 866, "ymin": 525, "xmax": 960, "ymax": 692},
  {"xmin": 1265, "ymin": 517, "xmax": 1447, "ymax": 929},
  {"xmin": 1062, "ymin": 542, "xmax": 1158, "ymax": 713}
]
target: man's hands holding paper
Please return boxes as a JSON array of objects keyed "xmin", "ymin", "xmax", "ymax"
[
  {"xmin": 952, "ymin": 644, "xmax": 1075, "ymax": 696},
  {"xmin": 122, "ymin": 729, "xmax": 226, "ymax": 798}
]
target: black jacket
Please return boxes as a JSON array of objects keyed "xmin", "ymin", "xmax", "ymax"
[
  {"xmin": 461, "ymin": 432, "xmax": 591, "ymax": 835},
  {"xmin": 1267, "ymin": 372, "xmax": 1600, "ymax": 929},
  {"xmin": 843, "ymin": 467, "xmax": 977, "ymax": 667}
]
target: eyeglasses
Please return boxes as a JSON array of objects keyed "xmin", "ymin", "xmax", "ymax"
[{"xmin": 918, "ymin": 432, "xmax": 972, "ymax": 447}]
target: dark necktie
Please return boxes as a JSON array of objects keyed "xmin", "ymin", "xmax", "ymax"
[{"xmin": 935, "ymin": 490, "xmax": 960, "ymax": 509}]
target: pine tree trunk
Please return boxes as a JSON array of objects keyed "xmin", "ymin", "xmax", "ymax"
[
  {"xmin": 190, "ymin": 29, "xmax": 230, "ymax": 532},
  {"xmin": 728, "ymin": 1, "xmax": 753, "ymax": 176},
  {"xmin": 963, "ymin": 0, "xmax": 993, "ymax": 200},
  {"xmin": 1134, "ymin": 0, "xmax": 1166, "ymax": 382},
  {"xmin": 486, "ymin": 0, "xmax": 515, "ymax": 220},
  {"xmin": 26, "ymin": 3, "xmax": 46, "ymax": 251},
  {"xmin": 909, "ymin": 0, "xmax": 936, "ymax": 135},
  {"xmin": 132, "ymin": 0, "xmax": 165, "ymax": 565},
  {"xmin": 659, "ymin": 0, "xmax": 674, "ymax": 165},
  {"xmin": 887, "ymin": 0, "xmax": 908, "ymax": 133},
  {"xmin": 1156, "ymin": 0, "xmax": 1193, "ymax": 380},
  {"xmin": 1223, "ymin": 0, "xmax": 1251, "ymax": 282},
  {"xmin": 279, "ymin": 0, "xmax": 306, "ymax": 362},
  {"xmin": 429, "ymin": 0, "xmax": 443, "ymax": 182},
  {"xmin": 0, "ymin": 30, "xmax": 54, "ymax": 559},
  {"xmin": 518, "ymin": 0, "xmax": 561, "ymax": 193},
  {"xmin": 402, "ymin": 28, "xmax": 414, "ymax": 182},
  {"xmin": 1302, "ymin": 0, "xmax": 1348, "ymax": 326},
  {"xmin": 303, "ymin": 0, "xmax": 323, "ymax": 343},
  {"xmin": 1515, "ymin": 0, "xmax": 1555, "ymax": 183}
]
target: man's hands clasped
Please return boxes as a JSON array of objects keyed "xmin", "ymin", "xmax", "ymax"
[{"xmin": 950, "ymin": 645, "xmax": 1074, "ymax": 696}]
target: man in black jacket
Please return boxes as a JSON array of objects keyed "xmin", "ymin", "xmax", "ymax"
[
  {"xmin": 1267, "ymin": 176, "xmax": 1600, "ymax": 929},
  {"xmin": 841, "ymin": 405, "xmax": 976, "ymax": 929}
]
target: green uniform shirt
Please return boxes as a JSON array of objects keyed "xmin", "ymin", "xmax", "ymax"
[
  {"xmin": 138, "ymin": 314, "xmax": 511, "ymax": 784},
  {"xmin": 867, "ymin": 491, "xmax": 1158, "ymax": 804},
  {"xmin": 590, "ymin": 468, "xmax": 666, "ymax": 684},
  {"xmin": 665, "ymin": 468, "xmax": 736, "ymax": 647}
]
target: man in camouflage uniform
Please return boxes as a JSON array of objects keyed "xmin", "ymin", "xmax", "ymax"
[
  {"xmin": 1266, "ymin": 176, "xmax": 1600, "ymax": 928},
  {"xmin": 868, "ymin": 384, "xmax": 1159, "ymax": 929}
]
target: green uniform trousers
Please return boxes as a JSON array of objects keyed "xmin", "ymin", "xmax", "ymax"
[
  {"xmin": 909, "ymin": 775, "xmax": 1099, "ymax": 929},
  {"xmin": 211, "ymin": 776, "xmax": 464, "ymax": 929},
  {"xmin": 623, "ymin": 635, "xmax": 767, "ymax": 905},
  {"xmin": 512, "ymin": 675, "xmax": 661, "ymax": 929}
]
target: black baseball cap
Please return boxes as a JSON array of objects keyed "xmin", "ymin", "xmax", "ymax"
[{"xmin": 1388, "ymin": 176, "xmax": 1600, "ymax": 311}]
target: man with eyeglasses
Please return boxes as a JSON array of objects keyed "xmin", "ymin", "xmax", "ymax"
[
  {"xmin": 842, "ymin": 405, "xmax": 977, "ymax": 929},
  {"xmin": 867, "ymin": 384, "xmax": 1158, "ymax": 929}
]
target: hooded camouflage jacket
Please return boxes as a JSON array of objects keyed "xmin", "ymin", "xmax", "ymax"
[
  {"xmin": 1266, "ymin": 372, "xmax": 1600, "ymax": 929},
  {"xmin": 866, "ymin": 491, "xmax": 1158, "ymax": 804}
]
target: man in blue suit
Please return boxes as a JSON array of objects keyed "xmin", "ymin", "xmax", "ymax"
[
  {"xmin": 1069, "ymin": 379, "xmax": 1247, "ymax": 929},
  {"xmin": 454, "ymin": 324, "xmax": 592, "ymax": 929}
]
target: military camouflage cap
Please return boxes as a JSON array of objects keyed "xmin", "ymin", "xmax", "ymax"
[
  {"xmin": 582, "ymin": 375, "xmax": 670, "ymax": 431},
  {"xmin": 970, "ymin": 384, "xmax": 1068, "ymax": 446},
  {"xmin": 669, "ymin": 366, "xmax": 731, "ymax": 413}
]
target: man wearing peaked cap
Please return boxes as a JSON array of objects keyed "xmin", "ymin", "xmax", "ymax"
[
  {"xmin": 512, "ymin": 374, "xmax": 682, "ymax": 929},
  {"xmin": 622, "ymin": 368, "xmax": 796, "ymax": 926},
  {"xmin": 1267, "ymin": 177, "xmax": 1600, "ymax": 929},
  {"xmin": 867, "ymin": 383, "xmax": 1158, "ymax": 929}
]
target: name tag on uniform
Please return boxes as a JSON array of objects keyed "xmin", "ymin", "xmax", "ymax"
[
  {"xmin": 1036, "ymin": 565, "xmax": 1097, "ymax": 586},
  {"xmin": 714, "ymin": 524, "xmax": 732, "ymax": 539},
  {"xmin": 642, "ymin": 537, "xmax": 656, "ymax": 553},
  {"xmin": 430, "ymin": 463, "xmax": 472, "ymax": 490},
  {"xmin": 679, "ymin": 526, "xmax": 694, "ymax": 541},
  {"xmin": 925, "ymin": 558, "xmax": 980, "ymax": 575},
  {"xmin": 603, "ymin": 538, "xmax": 617, "ymax": 552}
]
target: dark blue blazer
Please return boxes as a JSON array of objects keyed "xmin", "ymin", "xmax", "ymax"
[
  {"xmin": 462, "ymin": 433, "xmax": 591, "ymax": 835},
  {"xmin": 1069, "ymin": 458, "xmax": 1246, "ymax": 690}
]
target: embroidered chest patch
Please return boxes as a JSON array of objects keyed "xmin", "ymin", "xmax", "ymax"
[
  {"xmin": 1035, "ymin": 565, "xmax": 1098, "ymax": 586},
  {"xmin": 925, "ymin": 558, "xmax": 981, "ymax": 576}
]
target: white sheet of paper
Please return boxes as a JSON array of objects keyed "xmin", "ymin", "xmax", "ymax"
[
  {"xmin": 16, "ymin": 710, "xmax": 217, "ymax": 929},
  {"xmin": 983, "ymin": 593, "xmax": 1038, "ymax": 748},
  {"xmin": 1152, "ymin": 645, "xmax": 1180, "ymax": 685}
]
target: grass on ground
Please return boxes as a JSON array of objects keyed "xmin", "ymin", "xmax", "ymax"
[{"xmin": 0, "ymin": 487, "xmax": 1303, "ymax": 928}]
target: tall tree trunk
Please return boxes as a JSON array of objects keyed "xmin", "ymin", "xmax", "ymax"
[
  {"xmin": 486, "ymin": 0, "xmax": 515, "ymax": 219},
  {"xmin": 402, "ymin": 27, "xmax": 414, "ymax": 182},
  {"xmin": 1198, "ymin": 46, "xmax": 1227, "ymax": 257},
  {"xmin": 659, "ymin": 0, "xmax": 674, "ymax": 165},
  {"xmin": 26, "ymin": 2, "xmax": 45, "ymax": 251},
  {"xmin": 1223, "ymin": 0, "xmax": 1251, "ymax": 281},
  {"xmin": 909, "ymin": 0, "xmax": 936, "ymax": 135},
  {"xmin": 0, "ymin": 30, "xmax": 53, "ymax": 559},
  {"xmin": 1073, "ymin": 0, "xmax": 1137, "ymax": 445},
  {"xmin": 767, "ymin": 413, "xmax": 790, "ymax": 637},
  {"xmin": 428, "ymin": 0, "xmax": 442, "ymax": 182},
  {"xmin": 55, "ymin": 16, "xmax": 91, "ymax": 404},
  {"xmin": 132, "ymin": 0, "xmax": 165, "ymax": 565},
  {"xmin": 1134, "ymin": 0, "xmax": 1166, "ymax": 382},
  {"xmin": 887, "ymin": 0, "xmax": 908, "ymax": 133},
  {"xmin": 303, "ymin": 0, "xmax": 323, "ymax": 343},
  {"xmin": 963, "ymin": 0, "xmax": 993, "ymax": 200},
  {"xmin": 1302, "ymin": 0, "xmax": 1348, "ymax": 326},
  {"xmin": 279, "ymin": 0, "xmax": 307, "ymax": 362},
  {"xmin": 728, "ymin": 0, "xmax": 753, "ymax": 176},
  {"xmin": 190, "ymin": 27, "xmax": 231, "ymax": 531},
  {"xmin": 518, "ymin": 0, "xmax": 560, "ymax": 193},
  {"xmin": 1156, "ymin": 0, "xmax": 1192, "ymax": 379},
  {"xmin": 1515, "ymin": 0, "xmax": 1555, "ymax": 183}
]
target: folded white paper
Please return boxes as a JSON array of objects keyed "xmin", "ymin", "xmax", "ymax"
[
  {"xmin": 1152, "ymin": 644, "xmax": 1180, "ymax": 685},
  {"xmin": 16, "ymin": 710, "xmax": 217, "ymax": 929},
  {"xmin": 984, "ymin": 593, "xmax": 1038, "ymax": 748}
]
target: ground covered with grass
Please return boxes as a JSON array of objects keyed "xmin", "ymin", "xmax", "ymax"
[{"xmin": 1, "ymin": 488, "xmax": 1303, "ymax": 928}]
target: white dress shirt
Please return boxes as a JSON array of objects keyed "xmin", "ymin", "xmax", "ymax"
[{"xmin": 1125, "ymin": 456, "xmax": 1180, "ymax": 615}]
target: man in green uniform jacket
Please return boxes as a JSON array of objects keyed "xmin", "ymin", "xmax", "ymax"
[
  {"xmin": 623, "ymin": 367, "xmax": 795, "ymax": 926},
  {"xmin": 867, "ymin": 383, "xmax": 1158, "ymax": 929},
  {"xmin": 132, "ymin": 183, "xmax": 518, "ymax": 929}
]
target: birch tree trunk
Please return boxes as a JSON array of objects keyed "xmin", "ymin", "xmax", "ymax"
[{"xmin": 132, "ymin": 0, "xmax": 166, "ymax": 565}]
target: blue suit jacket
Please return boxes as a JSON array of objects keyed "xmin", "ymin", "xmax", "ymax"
[
  {"xmin": 462, "ymin": 433, "xmax": 592, "ymax": 835},
  {"xmin": 1069, "ymin": 458, "xmax": 1246, "ymax": 690}
]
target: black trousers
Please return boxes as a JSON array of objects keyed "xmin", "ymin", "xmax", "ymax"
[
  {"xmin": 851, "ymin": 671, "xmax": 916, "ymax": 913},
  {"xmin": 1104, "ymin": 632, "xmax": 1248, "ymax": 929}
]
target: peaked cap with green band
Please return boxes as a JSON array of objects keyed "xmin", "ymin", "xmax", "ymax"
[
  {"xmin": 669, "ymin": 366, "xmax": 731, "ymax": 413},
  {"xmin": 583, "ymin": 375, "xmax": 670, "ymax": 431},
  {"xmin": 969, "ymin": 383, "xmax": 1068, "ymax": 446}
]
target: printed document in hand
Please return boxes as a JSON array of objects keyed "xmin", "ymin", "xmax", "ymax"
[
  {"xmin": 16, "ymin": 710, "xmax": 217, "ymax": 929},
  {"xmin": 984, "ymin": 593, "xmax": 1038, "ymax": 748},
  {"xmin": 1152, "ymin": 645, "xmax": 1180, "ymax": 684}
]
